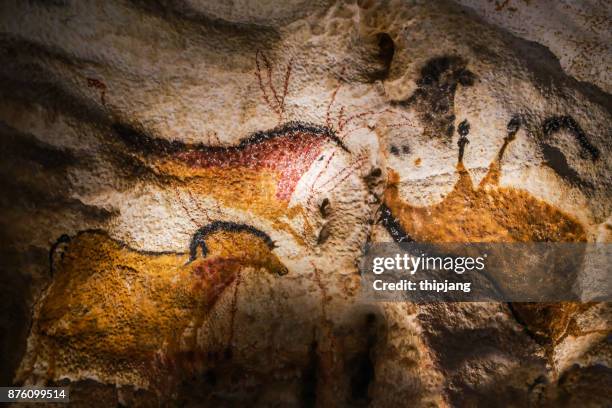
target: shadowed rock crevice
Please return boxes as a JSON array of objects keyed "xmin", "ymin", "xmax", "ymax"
[
  {"xmin": 378, "ymin": 203, "xmax": 413, "ymax": 243},
  {"xmin": 346, "ymin": 313, "xmax": 378, "ymax": 406},
  {"xmin": 354, "ymin": 32, "xmax": 396, "ymax": 83},
  {"xmin": 301, "ymin": 341, "xmax": 319, "ymax": 408}
]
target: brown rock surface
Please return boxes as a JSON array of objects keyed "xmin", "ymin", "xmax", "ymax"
[{"xmin": 0, "ymin": 0, "xmax": 610, "ymax": 406}]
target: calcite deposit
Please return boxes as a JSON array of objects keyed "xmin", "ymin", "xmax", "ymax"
[{"xmin": 0, "ymin": 0, "xmax": 610, "ymax": 406}]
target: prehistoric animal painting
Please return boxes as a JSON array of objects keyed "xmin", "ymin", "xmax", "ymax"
[
  {"xmin": 18, "ymin": 224, "xmax": 287, "ymax": 389},
  {"xmin": 110, "ymin": 52, "xmax": 381, "ymax": 248},
  {"xmin": 17, "ymin": 53, "xmax": 378, "ymax": 391},
  {"xmin": 381, "ymin": 115, "xmax": 601, "ymax": 347},
  {"xmin": 382, "ymin": 116, "xmax": 588, "ymax": 244},
  {"xmin": 3, "ymin": 1, "xmax": 609, "ymax": 402}
]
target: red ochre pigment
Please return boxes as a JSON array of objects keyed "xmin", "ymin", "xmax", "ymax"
[{"xmin": 172, "ymin": 127, "xmax": 341, "ymax": 200}]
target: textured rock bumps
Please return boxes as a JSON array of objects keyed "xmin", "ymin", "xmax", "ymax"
[{"xmin": 0, "ymin": 0, "xmax": 610, "ymax": 406}]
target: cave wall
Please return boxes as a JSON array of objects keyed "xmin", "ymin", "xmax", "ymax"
[{"xmin": 0, "ymin": 0, "xmax": 610, "ymax": 406}]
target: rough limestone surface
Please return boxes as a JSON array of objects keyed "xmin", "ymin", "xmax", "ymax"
[
  {"xmin": 456, "ymin": 0, "xmax": 611, "ymax": 94},
  {"xmin": 0, "ymin": 0, "xmax": 610, "ymax": 406}
]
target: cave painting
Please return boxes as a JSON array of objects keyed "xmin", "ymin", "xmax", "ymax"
[
  {"xmin": 19, "ymin": 52, "xmax": 604, "ymax": 392},
  {"xmin": 115, "ymin": 121, "xmax": 349, "ymax": 245},
  {"xmin": 20, "ymin": 52, "xmax": 385, "ymax": 390},
  {"xmin": 112, "ymin": 52, "xmax": 382, "ymax": 247},
  {"xmin": 381, "ymin": 115, "xmax": 597, "ymax": 346},
  {"xmin": 18, "ymin": 223, "xmax": 286, "ymax": 388},
  {"xmin": 382, "ymin": 55, "xmax": 597, "ymax": 245},
  {"xmin": 382, "ymin": 116, "xmax": 587, "ymax": 244},
  {"xmin": 392, "ymin": 56, "xmax": 476, "ymax": 141}
]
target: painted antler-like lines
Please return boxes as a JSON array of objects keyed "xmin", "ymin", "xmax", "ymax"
[
  {"xmin": 302, "ymin": 74, "xmax": 369, "ymax": 207},
  {"xmin": 305, "ymin": 151, "xmax": 371, "ymax": 208},
  {"xmin": 325, "ymin": 68, "xmax": 346, "ymax": 130},
  {"xmin": 255, "ymin": 50, "xmax": 294, "ymax": 123},
  {"xmin": 169, "ymin": 53, "xmax": 601, "ymax": 252},
  {"xmin": 255, "ymin": 55, "xmax": 408, "ymax": 142},
  {"xmin": 175, "ymin": 52, "xmax": 602, "ymax": 252},
  {"xmin": 384, "ymin": 108, "xmax": 416, "ymax": 130},
  {"xmin": 324, "ymin": 69, "xmax": 396, "ymax": 141},
  {"xmin": 303, "ymin": 72, "xmax": 416, "ymax": 206}
]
